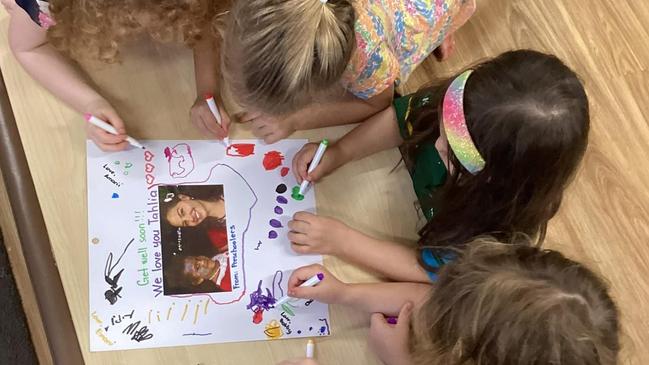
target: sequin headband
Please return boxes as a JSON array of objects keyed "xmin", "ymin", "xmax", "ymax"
[{"xmin": 442, "ymin": 70, "xmax": 485, "ymax": 174}]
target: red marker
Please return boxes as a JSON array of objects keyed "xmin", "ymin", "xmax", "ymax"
[{"xmin": 204, "ymin": 93, "xmax": 229, "ymax": 146}]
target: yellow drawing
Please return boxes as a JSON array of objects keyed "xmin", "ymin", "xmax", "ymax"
[
  {"xmin": 264, "ymin": 320, "xmax": 283, "ymax": 339},
  {"xmin": 91, "ymin": 311, "xmax": 103, "ymax": 324},
  {"xmin": 192, "ymin": 303, "xmax": 200, "ymax": 325}
]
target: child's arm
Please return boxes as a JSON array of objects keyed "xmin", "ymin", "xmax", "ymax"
[
  {"xmin": 190, "ymin": 26, "xmax": 231, "ymax": 139},
  {"xmin": 292, "ymin": 104, "xmax": 404, "ymax": 183},
  {"xmin": 289, "ymin": 213, "xmax": 432, "ymax": 283},
  {"xmin": 7, "ymin": 3, "xmax": 128, "ymax": 151},
  {"xmin": 241, "ymin": 86, "xmax": 394, "ymax": 144},
  {"xmin": 287, "ymin": 264, "xmax": 430, "ymax": 315}
]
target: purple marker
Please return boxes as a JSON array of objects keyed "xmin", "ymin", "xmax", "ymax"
[
  {"xmin": 274, "ymin": 272, "xmax": 324, "ymax": 307},
  {"xmin": 386, "ymin": 316, "xmax": 398, "ymax": 325}
]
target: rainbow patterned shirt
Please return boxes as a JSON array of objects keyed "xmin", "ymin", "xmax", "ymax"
[{"xmin": 342, "ymin": 0, "xmax": 475, "ymax": 99}]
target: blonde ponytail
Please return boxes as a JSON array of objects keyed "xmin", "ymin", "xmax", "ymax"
[{"xmin": 222, "ymin": 0, "xmax": 355, "ymax": 115}]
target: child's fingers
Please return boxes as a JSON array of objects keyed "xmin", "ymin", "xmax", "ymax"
[
  {"xmin": 99, "ymin": 108, "xmax": 126, "ymax": 134},
  {"xmin": 288, "ymin": 231, "xmax": 308, "ymax": 245},
  {"xmin": 289, "ymin": 284, "xmax": 321, "ymax": 299},
  {"xmin": 292, "ymin": 151, "xmax": 303, "ymax": 183},
  {"xmin": 240, "ymin": 112, "xmax": 261, "ymax": 124},
  {"xmin": 287, "ymin": 264, "xmax": 324, "ymax": 289},
  {"xmin": 264, "ymin": 132, "xmax": 282, "ymax": 144},
  {"xmin": 288, "ymin": 219, "xmax": 310, "ymax": 234},
  {"xmin": 192, "ymin": 114, "xmax": 213, "ymax": 137},
  {"xmin": 92, "ymin": 127, "xmax": 126, "ymax": 144},
  {"xmin": 306, "ymin": 160, "xmax": 329, "ymax": 182},
  {"xmin": 293, "ymin": 211, "xmax": 315, "ymax": 223},
  {"xmin": 200, "ymin": 109, "xmax": 223, "ymax": 137},
  {"xmin": 95, "ymin": 139, "xmax": 129, "ymax": 152},
  {"xmin": 290, "ymin": 242, "xmax": 312, "ymax": 255},
  {"xmin": 370, "ymin": 312, "xmax": 389, "ymax": 328},
  {"xmin": 395, "ymin": 302, "xmax": 413, "ymax": 330},
  {"xmin": 220, "ymin": 111, "xmax": 231, "ymax": 133},
  {"xmin": 297, "ymin": 152, "xmax": 312, "ymax": 182},
  {"xmin": 251, "ymin": 119, "xmax": 266, "ymax": 133}
]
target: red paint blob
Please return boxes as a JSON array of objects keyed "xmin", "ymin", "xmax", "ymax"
[
  {"xmin": 263, "ymin": 151, "xmax": 284, "ymax": 171},
  {"xmin": 280, "ymin": 167, "xmax": 289, "ymax": 177},
  {"xmin": 253, "ymin": 309, "xmax": 264, "ymax": 324},
  {"xmin": 226, "ymin": 143, "xmax": 255, "ymax": 157}
]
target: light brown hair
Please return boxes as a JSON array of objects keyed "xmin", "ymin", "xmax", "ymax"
[
  {"xmin": 47, "ymin": 0, "xmax": 228, "ymax": 63},
  {"xmin": 222, "ymin": 0, "xmax": 356, "ymax": 115},
  {"xmin": 412, "ymin": 238, "xmax": 620, "ymax": 365}
]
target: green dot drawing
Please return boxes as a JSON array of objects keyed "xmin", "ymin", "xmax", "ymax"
[
  {"xmin": 281, "ymin": 303, "xmax": 295, "ymax": 316},
  {"xmin": 291, "ymin": 186, "xmax": 304, "ymax": 201}
]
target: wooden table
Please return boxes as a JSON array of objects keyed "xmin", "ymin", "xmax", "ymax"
[
  {"xmin": 3, "ymin": 1, "xmax": 649, "ymax": 364},
  {"xmin": 0, "ymin": 9, "xmax": 419, "ymax": 365}
]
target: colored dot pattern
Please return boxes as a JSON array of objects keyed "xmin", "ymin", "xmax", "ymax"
[{"xmin": 269, "ymin": 183, "xmax": 289, "ymax": 239}]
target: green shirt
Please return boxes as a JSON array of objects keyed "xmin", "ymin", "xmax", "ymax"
[{"xmin": 394, "ymin": 93, "xmax": 448, "ymax": 221}]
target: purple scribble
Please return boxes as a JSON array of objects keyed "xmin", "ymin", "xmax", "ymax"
[
  {"xmin": 270, "ymin": 219, "xmax": 282, "ymax": 228},
  {"xmin": 274, "ymin": 206, "xmax": 283, "ymax": 214},
  {"xmin": 247, "ymin": 271, "xmax": 284, "ymax": 314},
  {"xmin": 277, "ymin": 196, "xmax": 288, "ymax": 204},
  {"xmin": 268, "ymin": 230, "xmax": 278, "ymax": 239},
  {"xmin": 247, "ymin": 281, "xmax": 277, "ymax": 313}
]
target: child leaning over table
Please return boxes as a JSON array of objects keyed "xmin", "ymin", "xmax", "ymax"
[
  {"xmin": 289, "ymin": 50, "xmax": 590, "ymax": 284},
  {"xmin": 3, "ymin": 0, "xmax": 232, "ymax": 151},
  {"xmin": 221, "ymin": 0, "xmax": 475, "ymax": 143},
  {"xmin": 281, "ymin": 239, "xmax": 620, "ymax": 365}
]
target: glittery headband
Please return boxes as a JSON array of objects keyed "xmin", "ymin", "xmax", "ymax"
[{"xmin": 442, "ymin": 70, "xmax": 485, "ymax": 174}]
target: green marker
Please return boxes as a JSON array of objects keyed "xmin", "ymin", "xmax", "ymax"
[{"xmin": 293, "ymin": 139, "xmax": 329, "ymax": 200}]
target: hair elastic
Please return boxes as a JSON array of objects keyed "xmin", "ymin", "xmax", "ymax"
[
  {"xmin": 164, "ymin": 192, "xmax": 175, "ymax": 203},
  {"xmin": 442, "ymin": 70, "xmax": 486, "ymax": 174},
  {"xmin": 320, "ymin": 0, "xmax": 328, "ymax": 3}
]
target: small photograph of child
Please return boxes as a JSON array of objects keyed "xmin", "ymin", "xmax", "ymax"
[{"xmin": 158, "ymin": 184, "xmax": 232, "ymax": 295}]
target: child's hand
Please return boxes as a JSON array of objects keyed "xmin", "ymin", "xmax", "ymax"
[
  {"xmin": 368, "ymin": 302, "xmax": 414, "ymax": 365},
  {"xmin": 288, "ymin": 212, "xmax": 349, "ymax": 255},
  {"xmin": 84, "ymin": 99, "xmax": 129, "ymax": 152},
  {"xmin": 190, "ymin": 96, "xmax": 231, "ymax": 139},
  {"xmin": 276, "ymin": 358, "xmax": 319, "ymax": 365},
  {"xmin": 292, "ymin": 142, "xmax": 343, "ymax": 184},
  {"xmin": 287, "ymin": 264, "xmax": 346, "ymax": 304},
  {"xmin": 240, "ymin": 112, "xmax": 295, "ymax": 144}
]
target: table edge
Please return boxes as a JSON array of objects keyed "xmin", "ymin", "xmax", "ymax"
[{"xmin": 0, "ymin": 69, "xmax": 84, "ymax": 364}]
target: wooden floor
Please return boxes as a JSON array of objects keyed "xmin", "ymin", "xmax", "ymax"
[
  {"xmin": 1, "ymin": 0, "xmax": 648, "ymax": 364},
  {"xmin": 412, "ymin": 1, "xmax": 649, "ymax": 363}
]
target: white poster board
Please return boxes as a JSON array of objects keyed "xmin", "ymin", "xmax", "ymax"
[{"xmin": 87, "ymin": 139, "xmax": 330, "ymax": 351}]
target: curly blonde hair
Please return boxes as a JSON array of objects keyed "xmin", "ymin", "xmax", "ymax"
[{"xmin": 47, "ymin": 0, "xmax": 229, "ymax": 63}]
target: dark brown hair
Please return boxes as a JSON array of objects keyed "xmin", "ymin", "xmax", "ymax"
[
  {"xmin": 412, "ymin": 238, "xmax": 620, "ymax": 365},
  {"xmin": 403, "ymin": 50, "xmax": 589, "ymax": 260},
  {"xmin": 47, "ymin": 0, "xmax": 228, "ymax": 63}
]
